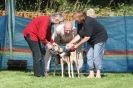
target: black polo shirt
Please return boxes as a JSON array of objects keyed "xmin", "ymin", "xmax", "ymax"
[{"xmin": 78, "ymin": 16, "xmax": 108, "ymax": 45}]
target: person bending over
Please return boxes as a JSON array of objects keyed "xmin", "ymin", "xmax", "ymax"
[
  {"xmin": 67, "ymin": 11, "xmax": 108, "ymax": 78},
  {"xmin": 23, "ymin": 13, "xmax": 64, "ymax": 77}
]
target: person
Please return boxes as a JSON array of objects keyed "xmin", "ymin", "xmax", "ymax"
[
  {"xmin": 67, "ymin": 11, "xmax": 108, "ymax": 78},
  {"xmin": 53, "ymin": 21, "xmax": 77, "ymax": 45},
  {"xmin": 23, "ymin": 13, "xmax": 64, "ymax": 77},
  {"xmin": 44, "ymin": 21, "xmax": 83, "ymax": 76},
  {"xmin": 86, "ymin": 8, "xmax": 96, "ymax": 18}
]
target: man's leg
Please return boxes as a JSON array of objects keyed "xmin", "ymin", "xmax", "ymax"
[
  {"xmin": 93, "ymin": 42, "xmax": 105, "ymax": 78},
  {"xmin": 87, "ymin": 46, "xmax": 95, "ymax": 78},
  {"xmin": 25, "ymin": 36, "xmax": 44, "ymax": 77}
]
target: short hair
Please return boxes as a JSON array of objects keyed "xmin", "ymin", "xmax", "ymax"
[
  {"xmin": 87, "ymin": 8, "xmax": 96, "ymax": 18},
  {"xmin": 51, "ymin": 12, "xmax": 64, "ymax": 22}
]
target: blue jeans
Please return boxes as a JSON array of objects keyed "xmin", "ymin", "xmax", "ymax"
[{"xmin": 87, "ymin": 42, "xmax": 105, "ymax": 70}]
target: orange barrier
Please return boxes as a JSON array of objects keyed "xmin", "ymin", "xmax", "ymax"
[
  {"xmin": 0, "ymin": 10, "xmax": 73, "ymax": 20},
  {"xmin": 16, "ymin": 12, "xmax": 73, "ymax": 20}
]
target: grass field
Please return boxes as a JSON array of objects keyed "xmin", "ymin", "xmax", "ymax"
[{"xmin": 0, "ymin": 71, "xmax": 133, "ymax": 88}]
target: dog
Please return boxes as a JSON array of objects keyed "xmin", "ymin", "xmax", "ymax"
[{"xmin": 50, "ymin": 45, "xmax": 83, "ymax": 78}]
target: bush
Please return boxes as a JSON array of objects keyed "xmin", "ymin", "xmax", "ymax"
[{"xmin": 0, "ymin": 0, "xmax": 133, "ymax": 16}]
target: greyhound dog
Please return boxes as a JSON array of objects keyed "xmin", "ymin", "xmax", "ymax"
[{"xmin": 50, "ymin": 45, "xmax": 83, "ymax": 78}]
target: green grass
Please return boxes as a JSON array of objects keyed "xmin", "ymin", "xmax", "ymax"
[{"xmin": 0, "ymin": 71, "xmax": 133, "ymax": 88}]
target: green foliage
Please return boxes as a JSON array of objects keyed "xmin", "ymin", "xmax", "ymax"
[
  {"xmin": 15, "ymin": 0, "xmax": 133, "ymax": 16},
  {"xmin": 0, "ymin": 0, "xmax": 133, "ymax": 16},
  {"xmin": 0, "ymin": 0, "xmax": 5, "ymax": 10}
]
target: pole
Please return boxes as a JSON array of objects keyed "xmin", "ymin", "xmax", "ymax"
[{"xmin": 6, "ymin": 0, "xmax": 15, "ymax": 59}]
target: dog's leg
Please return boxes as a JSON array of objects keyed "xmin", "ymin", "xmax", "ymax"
[
  {"xmin": 68, "ymin": 62, "xmax": 71, "ymax": 78},
  {"xmin": 54, "ymin": 55, "xmax": 58, "ymax": 77},
  {"xmin": 70, "ymin": 60, "xmax": 74, "ymax": 78},
  {"xmin": 70, "ymin": 52, "xmax": 76, "ymax": 78},
  {"xmin": 60, "ymin": 59, "xmax": 64, "ymax": 78},
  {"xmin": 44, "ymin": 48, "xmax": 51, "ymax": 77},
  {"xmin": 77, "ymin": 64, "xmax": 80, "ymax": 78},
  {"xmin": 76, "ymin": 62, "xmax": 80, "ymax": 78},
  {"xmin": 67, "ymin": 57, "xmax": 71, "ymax": 78},
  {"xmin": 76, "ymin": 53, "xmax": 80, "ymax": 78},
  {"xmin": 78, "ymin": 52, "xmax": 84, "ymax": 78},
  {"xmin": 54, "ymin": 63, "xmax": 56, "ymax": 77}
]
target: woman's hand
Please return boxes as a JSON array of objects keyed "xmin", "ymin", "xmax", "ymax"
[
  {"xmin": 46, "ymin": 43, "xmax": 52, "ymax": 50},
  {"xmin": 52, "ymin": 42, "xmax": 58, "ymax": 46},
  {"xmin": 74, "ymin": 44, "xmax": 79, "ymax": 49}
]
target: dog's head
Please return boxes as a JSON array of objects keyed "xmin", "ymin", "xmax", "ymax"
[{"xmin": 49, "ymin": 45, "xmax": 63, "ymax": 55}]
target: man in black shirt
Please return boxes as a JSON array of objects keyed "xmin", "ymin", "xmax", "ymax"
[{"xmin": 67, "ymin": 11, "xmax": 108, "ymax": 78}]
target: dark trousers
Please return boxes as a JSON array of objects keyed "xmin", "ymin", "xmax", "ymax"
[{"xmin": 25, "ymin": 35, "xmax": 45, "ymax": 77}]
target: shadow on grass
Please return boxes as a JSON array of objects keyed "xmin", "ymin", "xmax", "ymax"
[
  {"xmin": 1, "ymin": 69, "xmax": 133, "ymax": 78},
  {"xmin": 0, "ymin": 69, "xmax": 32, "ymax": 73}
]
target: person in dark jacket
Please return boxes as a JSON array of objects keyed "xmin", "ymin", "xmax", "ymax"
[
  {"xmin": 67, "ymin": 11, "xmax": 108, "ymax": 78},
  {"xmin": 23, "ymin": 13, "xmax": 64, "ymax": 77}
]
